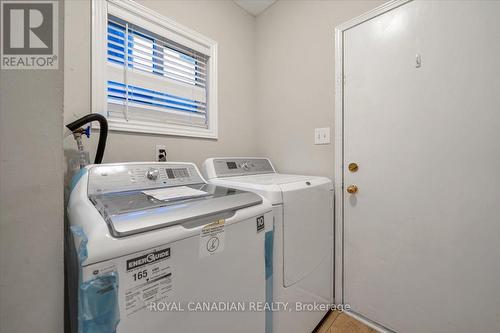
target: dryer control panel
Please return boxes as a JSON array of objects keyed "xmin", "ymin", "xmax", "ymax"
[
  {"xmin": 205, "ymin": 158, "xmax": 276, "ymax": 178},
  {"xmin": 87, "ymin": 163, "xmax": 205, "ymax": 195}
]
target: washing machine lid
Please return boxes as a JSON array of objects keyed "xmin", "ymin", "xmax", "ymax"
[
  {"xmin": 89, "ymin": 183, "xmax": 262, "ymax": 237},
  {"xmin": 84, "ymin": 162, "xmax": 262, "ymax": 237}
]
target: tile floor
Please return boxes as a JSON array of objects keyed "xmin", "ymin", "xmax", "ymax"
[{"xmin": 316, "ymin": 311, "xmax": 378, "ymax": 333}]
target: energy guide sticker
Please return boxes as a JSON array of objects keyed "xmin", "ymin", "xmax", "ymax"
[
  {"xmin": 123, "ymin": 246, "xmax": 173, "ymax": 317},
  {"xmin": 200, "ymin": 219, "xmax": 225, "ymax": 258}
]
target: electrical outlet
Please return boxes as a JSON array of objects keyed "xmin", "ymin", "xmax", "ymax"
[
  {"xmin": 314, "ymin": 127, "xmax": 331, "ymax": 145},
  {"xmin": 155, "ymin": 145, "xmax": 167, "ymax": 162}
]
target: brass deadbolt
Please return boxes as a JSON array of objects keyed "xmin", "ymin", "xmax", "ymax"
[
  {"xmin": 346, "ymin": 185, "xmax": 358, "ymax": 194},
  {"xmin": 348, "ymin": 163, "xmax": 359, "ymax": 172}
]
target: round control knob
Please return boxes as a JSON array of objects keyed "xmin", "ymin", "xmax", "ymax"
[{"xmin": 146, "ymin": 168, "xmax": 160, "ymax": 181}]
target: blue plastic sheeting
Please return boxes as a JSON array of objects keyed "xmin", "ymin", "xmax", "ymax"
[
  {"xmin": 265, "ymin": 229, "xmax": 274, "ymax": 333},
  {"xmin": 70, "ymin": 226, "xmax": 120, "ymax": 333},
  {"xmin": 79, "ymin": 273, "xmax": 120, "ymax": 333},
  {"xmin": 71, "ymin": 226, "xmax": 88, "ymax": 264},
  {"xmin": 70, "ymin": 168, "xmax": 87, "ymax": 192}
]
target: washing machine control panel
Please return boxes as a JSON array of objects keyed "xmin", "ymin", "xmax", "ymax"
[
  {"xmin": 212, "ymin": 158, "xmax": 275, "ymax": 177},
  {"xmin": 87, "ymin": 163, "xmax": 204, "ymax": 195}
]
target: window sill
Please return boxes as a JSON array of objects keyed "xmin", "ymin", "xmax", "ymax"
[{"xmin": 102, "ymin": 118, "xmax": 218, "ymax": 139}]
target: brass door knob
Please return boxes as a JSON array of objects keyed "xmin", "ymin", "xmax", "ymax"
[{"xmin": 346, "ymin": 185, "xmax": 358, "ymax": 194}]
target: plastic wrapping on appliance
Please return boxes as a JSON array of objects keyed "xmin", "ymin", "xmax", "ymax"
[
  {"xmin": 79, "ymin": 272, "xmax": 120, "ymax": 333},
  {"xmin": 70, "ymin": 226, "xmax": 120, "ymax": 333},
  {"xmin": 71, "ymin": 226, "xmax": 88, "ymax": 264},
  {"xmin": 265, "ymin": 229, "xmax": 274, "ymax": 333},
  {"xmin": 70, "ymin": 168, "xmax": 87, "ymax": 192}
]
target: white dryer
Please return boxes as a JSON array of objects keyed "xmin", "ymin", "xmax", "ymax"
[
  {"xmin": 67, "ymin": 162, "xmax": 272, "ymax": 333},
  {"xmin": 202, "ymin": 158, "xmax": 334, "ymax": 333}
]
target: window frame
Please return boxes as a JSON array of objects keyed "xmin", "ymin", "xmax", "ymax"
[{"xmin": 92, "ymin": 0, "xmax": 218, "ymax": 139}]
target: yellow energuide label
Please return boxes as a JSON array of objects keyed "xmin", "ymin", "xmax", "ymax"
[{"xmin": 202, "ymin": 219, "xmax": 225, "ymax": 232}]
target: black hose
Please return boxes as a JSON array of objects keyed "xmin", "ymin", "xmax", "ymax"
[{"xmin": 66, "ymin": 114, "xmax": 108, "ymax": 164}]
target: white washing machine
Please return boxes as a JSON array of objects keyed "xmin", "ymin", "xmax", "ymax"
[
  {"xmin": 67, "ymin": 162, "xmax": 273, "ymax": 333},
  {"xmin": 202, "ymin": 158, "xmax": 334, "ymax": 333}
]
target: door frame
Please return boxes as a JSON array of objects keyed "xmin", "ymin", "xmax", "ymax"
[{"xmin": 333, "ymin": 0, "xmax": 412, "ymax": 308}]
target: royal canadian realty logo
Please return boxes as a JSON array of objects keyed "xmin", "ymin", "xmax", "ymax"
[
  {"xmin": 1, "ymin": 0, "xmax": 58, "ymax": 69},
  {"xmin": 127, "ymin": 248, "xmax": 171, "ymax": 271}
]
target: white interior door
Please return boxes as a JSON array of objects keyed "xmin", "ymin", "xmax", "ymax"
[{"xmin": 342, "ymin": 1, "xmax": 500, "ymax": 332}]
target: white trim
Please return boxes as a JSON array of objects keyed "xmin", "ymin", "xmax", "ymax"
[
  {"xmin": 92, "ymin": 0, "xmax": 218, "ymax": 139},
  {"xmin": 335, "ymin": 0, "xmax": 411, "ymax": 32},
  {"xmin": 107, "ymin": 2, "xmax": 210, "ymax": 55},
  {"xmin": 107, "ymin": 0, "xmax": 216, "ymax": 55},
  {"xmin": 333, "ymin": 0, "xmax": 411, "ymax": 306},
  {"xmin": 92, "ymin": 0, "xmax": 108, "ymax": 123},
  {"xmin": 105, "ymin": 117, "xmax": 217, "ymax": 139},
  {"xmin": 333, "ymin": 24, "xmax": 344, "ymax": 307},
  {"xmin": 343, "ymin": 311, "xmax": 393, "ymax": 333}
]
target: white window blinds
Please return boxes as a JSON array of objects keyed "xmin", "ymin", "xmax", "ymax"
[{"xmin": 106, "ymin": 15, "xmax": 209, "ymax": 128}]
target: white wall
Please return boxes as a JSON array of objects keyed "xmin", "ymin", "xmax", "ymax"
[
  {"xmin": 64, "ymin": 0, "xmax": 258, "ymax": 172},
  {"xmin": 0, "ymin": 1, "xmax": 64, "ymax": 332},
  {"xmin": 255, "ymin": 0, "xmax": 385, "ymax": 179}
]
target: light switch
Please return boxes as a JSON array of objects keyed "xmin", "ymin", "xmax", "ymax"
[{"xmin": 314, "ymin": 127, "xmax": 331, "ymax": 145}]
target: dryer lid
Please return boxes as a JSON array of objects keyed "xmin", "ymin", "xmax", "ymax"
[
  {"xmin": 221, "ymin": 173, "xmax": 312, "ymax": 185},
  {"xmin": 207, "ymin": 174, "xmax": 331, "ymax": 205}
]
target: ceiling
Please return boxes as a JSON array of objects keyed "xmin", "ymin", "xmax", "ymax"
[{"xmin": 234, "ymin": 0, "xmax": 277, "ymax": 16}]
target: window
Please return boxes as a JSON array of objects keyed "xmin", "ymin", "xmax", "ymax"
[{"xmin": 92, "ymin": 0, "xmax": 218, "ymax": 138}]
